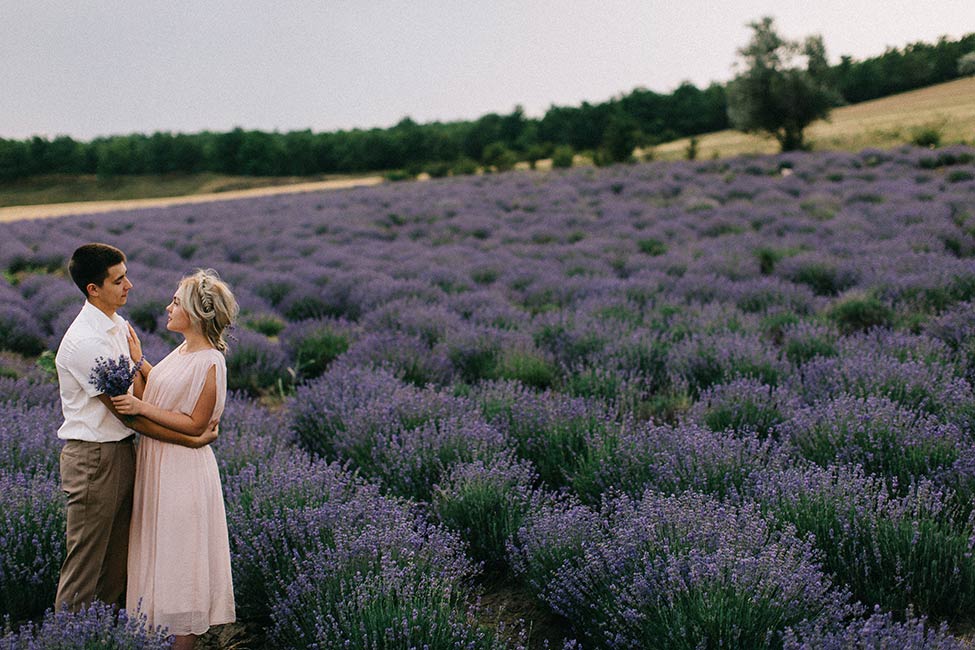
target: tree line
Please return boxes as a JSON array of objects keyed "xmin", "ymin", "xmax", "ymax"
[{"xmin": 1, "ymin": 31, "xmax": 972, "ymax": 182}]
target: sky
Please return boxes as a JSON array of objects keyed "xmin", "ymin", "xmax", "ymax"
[{"xmin": 2, "ymin": 0, "xmax": 973, "ymax": 141}]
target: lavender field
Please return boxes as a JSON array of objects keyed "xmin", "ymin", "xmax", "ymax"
[{"xmin": 2, "ymin": 146, "xmax": 975, "ymax": 649}]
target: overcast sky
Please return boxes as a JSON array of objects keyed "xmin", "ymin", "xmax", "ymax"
[{"xmin": 2, "ymin": 0, "xmax": 973, "ymax": 141}]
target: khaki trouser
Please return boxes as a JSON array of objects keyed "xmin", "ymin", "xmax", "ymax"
[{"xmin": 55, "ymin": 437, "xmax": 135, "ymax": 612}]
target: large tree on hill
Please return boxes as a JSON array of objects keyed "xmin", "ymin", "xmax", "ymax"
[{"xmin": 726, "ymin": 17, "xmax": 841, "ymax": 151}]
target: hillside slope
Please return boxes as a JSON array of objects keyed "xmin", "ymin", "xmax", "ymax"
[{"xmin": 654, "ymin": 76, "xmax": 975, "ymax": 159}]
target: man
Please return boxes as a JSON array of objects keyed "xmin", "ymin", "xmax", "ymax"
[{"xmin": 55, "ymin": 243, "xmax": 217, "ymax": 612}]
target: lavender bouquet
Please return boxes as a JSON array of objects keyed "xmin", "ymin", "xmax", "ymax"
[{"xmin": 88, "ymin": 355, "xmax": 143, "ymax": 397}]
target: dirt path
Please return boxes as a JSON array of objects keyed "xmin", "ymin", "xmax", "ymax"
[{"xmin": 0, "ymin": 176, "xmax": 385, "ymax": 224}]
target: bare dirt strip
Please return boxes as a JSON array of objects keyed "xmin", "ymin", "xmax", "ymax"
[{"xmin": 0, "ymin": 176, "xmax": 385, "ymax": 224}]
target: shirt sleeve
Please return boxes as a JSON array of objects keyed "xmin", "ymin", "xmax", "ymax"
[{"xmin": 62, "ymin": 335, "xmax": 119, "ymax": 398}]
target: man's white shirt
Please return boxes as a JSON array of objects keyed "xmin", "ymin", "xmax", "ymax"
[{"xmin": 56, "ymin": 300, "xmax": 136, "ymax": 442}]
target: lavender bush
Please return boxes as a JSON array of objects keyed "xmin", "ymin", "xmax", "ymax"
[
  {"xmin": 0, "ymin": 600, "xmax": 172, "ymax": 650},
  {"xmin": 511, "ymin": 490, "xmax": 856, "ymax": 649},
  {"xmin": 432, "ymin": 451, "xmax": 541, "ymax": 569},
  {"xmin": 782, "ymin": 607, "xmax": 965, "ymax": 650},
  {"xmin": 568, "ymin": 420, "xmax": 783, "ymax": 504},
  {"xmin": 780, "ymin": 395, "xmax": 971, "ymax": 493},
  {"xmin": 0, "ymin": 403, "xmax": 63, "ymax": 478},
  {"xmin": 473, "ymin": 380, "xmax": 616, "ymax": 488},
  {"xmin": 686, "ymin": 377, "xmax": 801, "ymax": 437},
  {"xmin": 0, "ymin": 472, "xmax": 66, "ymax": 623},
  {"xmin": 752, "ymin": 464, "xmax": 975, "ymax": 622}
]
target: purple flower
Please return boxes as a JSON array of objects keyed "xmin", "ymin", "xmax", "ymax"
[{"xmin": 88, "ymin": 354, "xmax": 143, "ymax": 397}]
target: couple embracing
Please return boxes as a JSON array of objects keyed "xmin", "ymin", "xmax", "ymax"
[{"xmin": 54, "ymin": 243, "xmax": 236, "ymax": 649}]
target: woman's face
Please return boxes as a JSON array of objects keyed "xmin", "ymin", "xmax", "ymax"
[{"xmin": 165, "ymin": 284, "xmax": 194, "ymax": 334}]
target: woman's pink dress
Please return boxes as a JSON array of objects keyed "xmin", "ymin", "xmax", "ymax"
[{"xmin": 126, "ymin": 345, "xmax": 235, "ymax": 635}]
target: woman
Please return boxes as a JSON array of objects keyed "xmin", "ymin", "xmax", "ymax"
[{"xmin": 111, "ymin": 269, "xmax": 238, "ymax": 650}]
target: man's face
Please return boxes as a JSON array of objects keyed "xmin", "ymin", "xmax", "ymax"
[{"xmin": 88, "ymin": 262, "xmax": 132, "ymax": 313}]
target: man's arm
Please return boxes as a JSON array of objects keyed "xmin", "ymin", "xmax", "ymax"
[{"xmin": 96, "ymin": 394, "xmax": 217, "ymax": 448}]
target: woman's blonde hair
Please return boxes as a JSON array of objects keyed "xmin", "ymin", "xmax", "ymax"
[{"xmin": 177, "ymin": 269, "xmax": 239, "ymax": 352}]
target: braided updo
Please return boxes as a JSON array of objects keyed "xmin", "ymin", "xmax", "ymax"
[{"xmin": 176, "ymin": 269, "xmax": 239, "ymax": 352}]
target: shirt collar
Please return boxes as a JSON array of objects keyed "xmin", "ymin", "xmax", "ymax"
[{"xmin": 82, "ymin": 300, "xmax": 125, "ymax": 334}]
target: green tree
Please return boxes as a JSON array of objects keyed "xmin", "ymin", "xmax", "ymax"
[
  {"xmin": 959, "ymin": 52, "xmax": 975, "ymax": 76},
  {"xmin": 601, "ymin": 111, "xmax": 639, "ymax": 163},
  {"xmin": 726, "ymin": 17, "xmax": 841, "ymax": 151},
  {"xmin": 481, "ymin": 142, "xmax": 517, "ymax": 172}
]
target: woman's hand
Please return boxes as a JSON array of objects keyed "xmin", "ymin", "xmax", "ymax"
[
  {"xmin": 126, "ymin": 323, "xmax": 143, "ymax": 364},
  {"xmin": 197, "ymin": 419, "xmax": 220, "ymax": 447},
  {"xmin": 111, "ymin": 393, "xmax": 145, "ymax": 415}
]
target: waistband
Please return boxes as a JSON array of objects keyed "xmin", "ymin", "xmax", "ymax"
[{"xmin": 63, "ymin": 435, "xmax": 135, "ymax": 445}]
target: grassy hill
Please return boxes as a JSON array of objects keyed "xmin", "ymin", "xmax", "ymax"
[{"xmin": 653, "ymin": 76, "xmax": 975, "ymax": 160}]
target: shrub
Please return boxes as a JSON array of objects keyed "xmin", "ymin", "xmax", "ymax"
[
  {"xmin": 827, "ymin": 295, "xmax": 894, "ymax": 334},
  {"xmin": 0, "ymin": 600, "xmax": 173, "ymax": 649},
  {"xmin": 910, "ymin": 125, "xmax": 943, "ymax": 148},
  {"xmin": 567, "ymin": 421, "xmax": 781, "ymax": 505},
  {"xmin": 225, "ymin": 329, "xmax": 292, "ymax": 396},
  {"xmin": 365, "ymin": 414, "xmax": 506, "ymax": 502},
  {"xmin": 783, "ymin": 607, "xmax": 965, "ymax": 649},
  {"xmin": 446, "ymin": 330, "xmax": 501, "ymax": 383},
  {"xmin": 688, "ymin": 378, "xmax": 800, "ymax": 437},
  {"xmin": 279, "ymin": 318, "xmax": 353, "ymax": 381},
  {"xmin": 0, "ymin": 403, "xmax": 63, "ymax": 477},
  {"xmin": 242, "ymin": 311, "xmax": 286, "ymax": 337},
  {"xmin": 0, "ymin": 304, "xmax": 46, "ymax": 356},
  {"xmin": 753, "ymin": 464, "xmax": 975, "ymax": 621},
  {"xmin": 451, "ymin": 157, "xmax": 479, "ymax": 175},
  {"xmin": 212, "ymin": 394, "xmax": 291, "ymax": 479},
  {"xmin": 785, "ymin": 261, "xmax": 858, "ymax": 296},
  {"xmin": 550, "ymin": 146, "xmax": 574, "ymax": 169},
  {"xmin": 494, "ymin": 349, "xmax": 557, "ymax": 389},
  {"xmin": 780, "ymin": 395, "xmax": 969, "ymax": 492},
  {"xmin": 511, "ymin": 490, "xmax": 855, "ymax": 649},
  {"xmin": 288, "ymin": 365, "xmax": 406, "ymax": 460},
  {"xmin": 637, "ymin": 237, "xmax": 667, "ymax": 256},
  {"xmin": 794, "ymin": 349, "xmax": 974, "ymax": 427},
  {"xmin": 0, "ymin": 377, "xmax": 59, "ymax": 410},
  {"xmin": 225, "ymin": 452, "xmax": 502, "ymax": 648},
  {"xmin": 481, "ymin": 142, "xmax": 517, "ymax": 173},
  {"xmin": 781, "ymin": 321, "xmax": 837, "ymax": 364},
  {"xmin": 290, "ymin": 368, "xmax": 502, "ymax": 500},
  {"xmin": 431, "ymin": 452, "xmax": 539, "ymax": 569},
  {"xmin": 424, "ymin": 161, "xmax": 452, "ymax": 178},
  {"xmin": 340, "ymin": 332, "xmax": 454, "ymax": 387},
  {"xmin": 755, "ymin": 246, "xmax": 786, "ymax": 274},
  {"xmin": 0, "ymin": 472, "xmax": 66, "ymax": 623},
  {"xmin": 383, "ymin": 169, "xmax": 414, "ymax": 182},
  {"xmin": 474, "ymin": 381, "xmax": 613, "ymax": 488},
  {"xmin": 667, "ymin": 331, "xmax": 788, "ymax": 398},
  {"xmin": 224, "ymin": 454, "xmax": 372, "ymax": 622}
]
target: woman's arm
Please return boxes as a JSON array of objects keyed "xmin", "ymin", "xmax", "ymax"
[
  {"xmin": 129, "ymin": 414, "xmax": 218, "ymax": 448},
  {"xmin": 97, "ymin": 394, "xmax": 218, "ymax": 448},
  {"xmin": 112, "ymin": 364, "xmax": 217, "ymax": 437}
]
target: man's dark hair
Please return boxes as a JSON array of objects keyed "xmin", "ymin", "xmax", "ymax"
[{"xmin": 68, "ymin": 243, "xmax": 126, "ymax": 297}]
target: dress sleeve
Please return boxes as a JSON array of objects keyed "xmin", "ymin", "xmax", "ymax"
[{"xmin": 180, "ymin": 351, "xmax": 228, "ymax": 420}]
